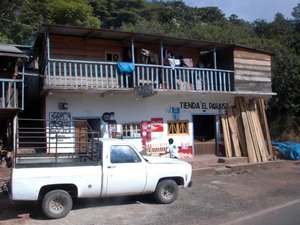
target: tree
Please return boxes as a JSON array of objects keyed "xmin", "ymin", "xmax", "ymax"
[
  {"xmin": 89, "ymin": 0, "xmax": 145, "ymax": 28},
  {"xmin": 47, "ymin": 0, "xmax": 100, "ymax": 28}
]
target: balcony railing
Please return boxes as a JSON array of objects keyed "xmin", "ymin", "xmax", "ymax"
[
  {"xmin": 0, "ymin": 78, "xmax": 24, "ymax": 110},
  {"xmin": 46, "ymin": 59, "xmax": 234, "ymax": 92}
]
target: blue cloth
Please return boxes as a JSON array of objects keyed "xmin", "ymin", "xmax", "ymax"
[
  {"xmin": 117, "ymin": 62, "xmax": 135, "ymax": 73},
  {"xmin": 271, "ymin": 142, "xmax": 300, "ymax": 160}
]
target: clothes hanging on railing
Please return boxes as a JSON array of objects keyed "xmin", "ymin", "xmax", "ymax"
[
  {"xmin": 168, "ymin": 58, "xmax": 181, "ymax": 69},
  {"xmin": 116, "ymin": 62, "xmax": 135, "ymax": 73},
  {"xmin": 181, "ymin": 58, "xmax": 193, "ymax": 68},
  {"xmin": 141, "ymin": 48, "xmax": 159, "ymax": 65}
]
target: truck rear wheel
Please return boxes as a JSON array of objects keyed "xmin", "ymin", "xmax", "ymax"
[
  {"xmin": 154, "ymin": 179, "xmax": 178, "ymax": 204},
  {"xmin": 42, "ymin": 189, "xmax": 73, "ymax": 219}
]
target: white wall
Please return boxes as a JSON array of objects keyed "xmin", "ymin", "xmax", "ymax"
[{"xmin": 45, "ymin": 92, "xmax": 235, "ymax": 152}]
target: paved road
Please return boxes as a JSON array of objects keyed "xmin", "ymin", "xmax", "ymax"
[
  {"xmin": 0, "ymin": 162, "xmax": 300, "ymax": 225},
  {"xmin": 223, "ymin": 199, "xmax": 300, "ymax": 225}
]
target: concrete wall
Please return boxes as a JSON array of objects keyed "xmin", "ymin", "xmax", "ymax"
[{"xmin": 45, "ymin": 92, "xmax": 235, "ymax": 155}]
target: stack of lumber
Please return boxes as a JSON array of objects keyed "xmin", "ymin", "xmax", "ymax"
[{"xmin": 221, "ymin": 97, "xmax": 272, "ymax": 163}]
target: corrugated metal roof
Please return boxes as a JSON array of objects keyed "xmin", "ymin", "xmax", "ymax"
[{"xmin": 0, "ymin": 44, "xmax": 28, "ymax": 58}]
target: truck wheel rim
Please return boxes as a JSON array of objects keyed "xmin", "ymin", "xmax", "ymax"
[
  {"xmin": 162, "ymin": 186, "xmax": 174, "ymax": 200},
  {"xmin": 49, "ymin": 197, "xmax": 65, "ymax": 213}
]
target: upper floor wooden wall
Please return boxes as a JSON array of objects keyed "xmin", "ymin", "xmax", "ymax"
[
  {"xmin": 233, "ymin": 48, "xmax": 272, "ymax": 93},
  {"xmin": 49, "ymin": 35, "xmax": 201, "ymax": 67}
]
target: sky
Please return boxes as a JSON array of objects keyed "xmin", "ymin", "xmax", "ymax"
[{"xmin": 184, "ymin": 0, "xmax": 299, "ymax": 22}]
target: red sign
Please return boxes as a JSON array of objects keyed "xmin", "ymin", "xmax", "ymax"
[
  {"xmin": 141, "ymin": 121, "xmax": 152, "ymax": 149},
  {"xmin": 151, "ymin": 118, "xmax": 164, "ymax": 132}
]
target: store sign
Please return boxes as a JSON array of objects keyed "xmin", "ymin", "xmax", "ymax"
[
  {"xmin": 180, "ymin": 101, "xmax": 230, "ymax": 110},
  {"xmin": 151, "ymin": 118, "xmax": 164, "ymax": 132},
  {"xmin": 48, "ymin": 112, "xmax": 74, "ymax": 153},
  {"xmin": 141, "ymin": 121, "xmax": 152, "ymax": 149},
  {"xmin": 172, "ymin": 107, "xmax": 180, "ymax": 120}
]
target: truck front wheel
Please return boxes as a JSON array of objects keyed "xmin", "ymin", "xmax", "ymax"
[
  {"xmin": 154, "ymin": 179, "xmax": 178, "ymax": 204},
  {"xmin": 42, "ymin": 189, "xmax": 73, "ymax": 219}
]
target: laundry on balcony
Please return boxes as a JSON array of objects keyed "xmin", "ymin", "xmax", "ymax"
[
  {"xmin": 116, "ymin": 62, "xmax": 135, "ymax": 74},
  {"xmin": 141, "ymin": 48, "xmax": 159, "ymax": 65},
  {"xmin": 168, "ymin": 58, "xmax": 181, "ymax": 69},
  {"xmin": 181, "ymin": 58, "xmax": 193, "ymax": 68}
]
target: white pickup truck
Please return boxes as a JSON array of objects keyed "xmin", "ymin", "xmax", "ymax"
[{"xmin": 5, "ymin": 138, "xmax": 192, "ymax": 219}]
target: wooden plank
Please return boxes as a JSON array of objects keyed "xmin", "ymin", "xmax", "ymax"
[
  {"xmin": 257, "ymin": 98, "xmax": 273, "ymax": 155},
  {"xmin": 232, "ymin": 107, "xmax": 247, "ymax": 157},
  {"xmin": 234, "ymin": 81, "xmax": 272, "ymax": 93},
  {"xmin": 235, "ymin": 70, "xmax": 272, "ymax": 78},
  {"xmin": 51, "ymin": 35, "xmax": 123, "ymax": 48},
  {"xmin": 234, "ymin": 49, "xmax": 271, "ymax": 61},
  {"xmin": 234, "ymin": 58, "xmax": 271, "ymax": 66},
  {"xmin": 245, "ymin": 103, "xmax": 261, "ymax": 162},
  {"xmin": 236, "ymin": 97, "xmax": 257, "ymax": 163},
  {"xmin": 221, "ymin": 115, "xmax": 232, "ymax": 157},
  {"xmin": 227, "ymin": 108, "xmax": 242, "ymax": 157},
  {"xmin": 225, "ymin": 115, "xmax": 233, "ymax": 157},
  {"xmin": 235, "ymin": 75, "xmax": 271, "ymax": 82},
  {"xmin": 248, "ymin": 100, "xmax": 268, "ymax": 162},
  {"xmin": 234, "ymin": 63, "xmax": 271, "ymax": 71},
  {"xmin": 250, "ymin": 100, "xmax": 269, "ymax": 161}
]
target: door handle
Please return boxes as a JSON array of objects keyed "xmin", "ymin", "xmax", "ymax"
[{"xmin": 108, "ymin": 165, "xmax": 116, "ymax": 169}]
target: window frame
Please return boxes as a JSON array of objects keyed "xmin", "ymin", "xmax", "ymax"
[
  {"xmin": 167, "ymin": 120, "xmax": 189, "ymax": 135},
  {"xmin": 110, "ymin": 145, "xmax": 142, "ymax": 164},
  {"xmin": 105, "ymin": 52, "xmax": 121, "ymax": 62},
  {"xmin": 122, "ymin": 123, "xmax": 141, "ymax": 139}
]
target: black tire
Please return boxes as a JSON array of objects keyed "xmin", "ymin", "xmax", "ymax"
[
  {"xmin": 154, "ymin": 179, "xmax": 178, "ymax": 204},
  {"xmin": 42, "ymin": 189, "xmax": 73, "ymax": 219}
]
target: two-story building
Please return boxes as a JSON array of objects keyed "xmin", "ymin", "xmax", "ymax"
[{"xmin": 22, "ymin": 24, "xmax": 275, "ymax": 159}]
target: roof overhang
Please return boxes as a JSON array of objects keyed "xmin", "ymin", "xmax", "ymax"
[
  {"xmin": 0, "ymin": 44, "xmax": 29, "ymax": 58},
  {"xmin": 40, "ymin": 24, "xmax": 232, "ymax": 51}
]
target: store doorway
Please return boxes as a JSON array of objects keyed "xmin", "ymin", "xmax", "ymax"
[
  {"xmin": 193, "ymin": 115, "xmax": 216, "ymax": 155},
  {"xmin": 74, "ymin": 118, "xmax": 101, "ymax": 153}
]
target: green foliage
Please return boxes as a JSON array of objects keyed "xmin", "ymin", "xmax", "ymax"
[
  {"xmin": 89, "ymin": 0, "xmax": 144, "ymax": 28},
  {"xmin": 292, "ymin": 3, "xmax": 300, "ymax": 28},
  {"xmin": 190, "ymin": 20, "xmax": 260, "ymax": 46},
  {"xmin": 0, "ymin": 34, "xmax": 12, "ymax": 44},
  {"xmin": 47, "ymin": 0, "xmax": 100, "ymax": 28}
]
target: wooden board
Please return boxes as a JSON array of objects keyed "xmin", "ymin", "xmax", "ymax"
[
  {"xmin": 221, "ymin": 115, "xmax": 232, "ymax": 157},
  {"xmin": 245, "ymin": 103, "xmax": 261, "ymax": 162},
  {"xmin": 236, "ymin": 97, "xmax": 257, "ymax": 163},
  {"xmin": 249, "ymin": 100, "xmax": 269, "ymax": 161},
  {"xmin": 234, "ymin": 49, "xmax": 272, "ymax": 61},
  {"xmin": 227, "ymin": 108, "xmax": 242, "ymax": 157},
  {"xmin": 232, "ymin": 107, "xmax": 247, "ymax": 157},
  {"xmin": 257, "ymin": 98, "xmax": 272, "ymax": 155}
]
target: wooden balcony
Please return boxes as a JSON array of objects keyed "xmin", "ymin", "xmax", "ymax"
[
  {"xmin": 45, "ymin": 59, "xmax": 234, "ymax": 93},
  {"xmin": 0, "ymin": 78, "xmax": 24, "ymax": 118}
]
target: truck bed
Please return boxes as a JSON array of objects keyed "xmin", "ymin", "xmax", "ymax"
[{"xmin": 15, "ymin": 152, "xmax": 101, "ymax": 168}]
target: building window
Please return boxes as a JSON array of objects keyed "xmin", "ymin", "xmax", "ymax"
[
  {"xmin": 168, "ymin": 120, "xmax": 189, "ymax": 135},
  {"xmin": 106, "ymin": 52, "xmax": 120, "ymax": 62},
  {"xmin": 122, "ymin": 123, "xmax": 141, "ymax": 138}
]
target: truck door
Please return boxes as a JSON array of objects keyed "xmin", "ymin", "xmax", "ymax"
[{"xmin": 104, "ymin": 145, "xmax": 147, "ymax": 196}]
